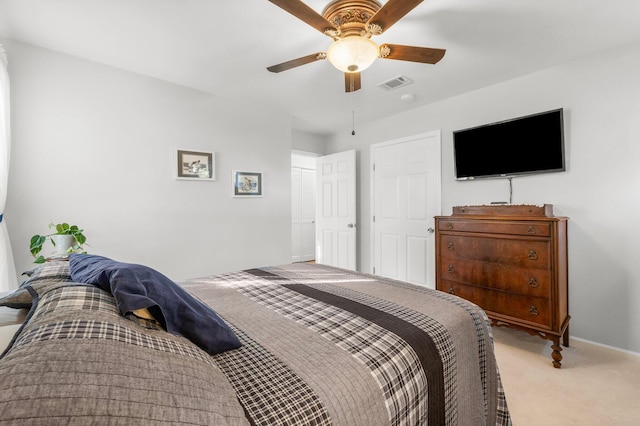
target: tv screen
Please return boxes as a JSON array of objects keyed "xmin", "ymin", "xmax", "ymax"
[{"xmin": 453, "ymin": 108, "xmax": 565, "ymax": 180}]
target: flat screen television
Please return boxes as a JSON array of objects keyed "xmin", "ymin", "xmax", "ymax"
[{"xmin": 453, "ymin": 108, "xmax": 565, "ymax": 180}]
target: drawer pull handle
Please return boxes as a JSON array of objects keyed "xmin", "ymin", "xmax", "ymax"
[
  {"xmin": 527, "ymin": 226, "xmax": 536, "ymax": 234},
  {"xmin": 529, "ymin": 305, "xmax": 540, "ymax": 316},
  {"xmin": 528, "ymin": 250, "xmax": 538, "ymax": 260},
  {"xmin": 528, "ymin": 277, "xmax": 539, "ymax": 288},
  {"xmin": 447, "ymin": 223, "xmax": 453, "ymax": 230},
  {"xmin": 447, "ymin": 242, "xmax": 455, "ymax": 251},
  {"xmin": 447, "ymin": 264, "xmax": 455, "ymax": 273},
  {"xmin": 448, "ymin": 287, "xmax": 456, "ymax": 295}
]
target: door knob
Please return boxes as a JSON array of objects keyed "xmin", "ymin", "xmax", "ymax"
[
  {"xmin": 347, "ymin": 223, "xmax": 355, "ymax": 228},
  {"xmin": 428, "ymin": 227, "xmax": 434, "ymax": 233}
]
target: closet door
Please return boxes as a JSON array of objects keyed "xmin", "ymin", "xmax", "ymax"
[
  {"xmin": 292, "ymin": 167, "xmax": 302, "ymax": 263},
  {"xmin": 299, "ymin": 168, "xmax": 316, "ymax": 262},
  {"xmin": 371, "ymin": 131, "xmax": 441, "ymax": 287},
  {"xmin": 292, "ymin": 166, "xmax": 316, "ymax": 263}
]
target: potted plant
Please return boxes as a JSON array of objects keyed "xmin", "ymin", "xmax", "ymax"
[{"xmin": 30, "ymin": 222, "xmax": 88, "ymax": 263}]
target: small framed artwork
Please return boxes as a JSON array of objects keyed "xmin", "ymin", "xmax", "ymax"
[
  {"xmin": 233, "ymin": 171, "xmax": 263, "ymax": 197},
  {"xmin": 176, "ymin": 149, "xmax": 215, "ymax": 181}
]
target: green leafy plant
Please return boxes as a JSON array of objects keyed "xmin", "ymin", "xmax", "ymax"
[{"xmin": 30, "ymin": 222, "xmax": 88, "ymax": 264}]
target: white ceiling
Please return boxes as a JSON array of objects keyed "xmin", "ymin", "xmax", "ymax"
[{"xmin": 1, "ymin": 0, "xmax": 639, "ymax": 134}]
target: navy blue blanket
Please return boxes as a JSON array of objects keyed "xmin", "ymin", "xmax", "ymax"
[{"xmin": 69, "ymin": 254, "xmax": 241, "ymax": 355}]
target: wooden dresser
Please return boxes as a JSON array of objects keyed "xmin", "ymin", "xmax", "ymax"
[{"xmin": 435, "ymin": 204, "xmax": 570, "ymax": 368}]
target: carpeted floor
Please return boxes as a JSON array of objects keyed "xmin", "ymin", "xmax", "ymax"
[{"xmin": 492, "ymin": 327, "xmax": 640, "ymax": 425}]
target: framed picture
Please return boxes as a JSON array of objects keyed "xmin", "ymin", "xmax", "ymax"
[
  {"xmin": 176, "ymin": 149, "xmax": 215, "ymax": 181},
  {"xmin": 233, "ymin": 171, "xmax": 263, "ymax": 197}
]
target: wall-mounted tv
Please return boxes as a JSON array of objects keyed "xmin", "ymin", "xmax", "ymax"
[{"xmin": 453, "ymin": 108, "xmax": 565, "ymax": 180}]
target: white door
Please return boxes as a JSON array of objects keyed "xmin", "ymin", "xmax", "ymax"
[
  {"xmin": 371, "ymin": 131, "xmax": 441, "ymax": 287},
  {"xmin": 292, "ymin": 153, "xmax": 318, "ymax": 263},
  {"xmin": 292, "ymin": 167, "xmax": 302, "ymax": 262},
  {"xmin": 292, "ymin": 167, "xmax": 316, "ymax": 262},
  {"xmin": 316, "ymin": 150, "xmax": 357, "ymax": 270},
  {"xmin": 299, "ymin": 168, "xmax": 316, "ymax": 261}
]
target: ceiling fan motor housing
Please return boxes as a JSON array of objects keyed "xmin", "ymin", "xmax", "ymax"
[{"xmin": 322, "ymin": 0, "xmax": 382, "ymax": 38}]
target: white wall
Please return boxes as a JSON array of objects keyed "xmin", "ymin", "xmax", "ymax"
[
  {"xmin": 4, "ymin": 39, "xmax": 293, "ymax": 281},
  {"xmin": 324, "ymin": 42, "xmax": 640, "ymax": 353},
  {"xmin": 292, "ymin": 129, "xmax": 327, "ymax": 155}
]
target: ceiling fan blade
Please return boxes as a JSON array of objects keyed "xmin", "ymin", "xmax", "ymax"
[
  {"xmin": 267, "ymin": 52, "xmax": 326, "ymax": 73},
  {"xmin": 368, "ymin": 0, "xmax": 423, "ymax": 33},
  {"xmin": 380, "ymin": 44, "xmax": 445, "ymax": 64},
  {"xmin": 268, "ymin": 0, "xmax": 337, "ymax": 34},
  {"xmin": 345, "ymin": 72, "xmax": 361, "ymax": 92}
]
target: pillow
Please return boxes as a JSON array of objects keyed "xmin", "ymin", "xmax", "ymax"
[
  {"xmin": 1, "ymin": 261, "xmax": 74, "ymax": 309},
  {"xmin": 0, "ymin": 287, "xmax": 34, "ymax": 309},
  {"xmin": 21, "ymin": 260, "xmax": 72, "ymax": 286},
  {"xmin": 69, "ymin": 254, "xmax": 241, "ymax": 355}
]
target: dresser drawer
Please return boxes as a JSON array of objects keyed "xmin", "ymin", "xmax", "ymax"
[
  {"xmin": 438, "ymin": 220, "xmax": 550, "ymax": 237},
  {"xmin": 439, "ymin": 235, "xmax": 550, "ymax": 269},
  {"xmin": 438, "ymin": 257, "xmax": 551, "ymax": 297},
  {"xmin": 441, "ymin": 281, "xmax": 552, "ymax": 328}
]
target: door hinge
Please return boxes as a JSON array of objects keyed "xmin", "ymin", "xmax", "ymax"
[
  {"xmin": 373, "ymin": 267, "xmax": 376, "ymax": 274},
  {"xmin": 373, "ymin": 215, "xmax": 376, "ymax": 223},
  {"xmin": 372, "ymin": 163, "xmax": 376, "ymax": 172}
]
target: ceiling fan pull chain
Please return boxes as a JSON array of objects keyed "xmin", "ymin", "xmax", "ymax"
[
  {"xmin": 351, "ymin": 82, "xmax": 356, "ymax": 136},
  {"xmin": 352, "ymin": 107, "xmax": 356, "ymax": 136}
]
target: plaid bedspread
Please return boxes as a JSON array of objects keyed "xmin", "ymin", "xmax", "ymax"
[
  {"xmin": 183, "ymin": 263, "xmax": 510, "ymax": 425},
  {"xmin": 0, "ymin": 261, "xmax": 510, "ymax": 425}
]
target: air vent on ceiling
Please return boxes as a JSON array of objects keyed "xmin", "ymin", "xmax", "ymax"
[{"xmin": 377, "ymin": 75, "xmax": 414, "ymax": 91}]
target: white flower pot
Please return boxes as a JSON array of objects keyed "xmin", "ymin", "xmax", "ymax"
[{"xmin": 54, "ymin": 235, "xmax": 76, "ymax": 255}]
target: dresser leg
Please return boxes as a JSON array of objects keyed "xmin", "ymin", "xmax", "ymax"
[
  {"xmin": 551, "ymin": 337, "xmax": 563, "ymax": 368},
  {"xmin": 563, "ymin": 324, "xmax": 570, "ymax": 347}
]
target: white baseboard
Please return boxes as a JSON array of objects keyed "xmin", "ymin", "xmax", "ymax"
[{"xmin": 571, "ymin": 336, "xmax": 640, "ymax": 358}]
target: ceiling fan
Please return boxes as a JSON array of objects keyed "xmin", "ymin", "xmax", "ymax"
[{"xmin": 266, "ymin": 0, "xmax": 446, "ymax": 92}]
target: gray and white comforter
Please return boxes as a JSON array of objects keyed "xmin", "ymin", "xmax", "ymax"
[{"xmin": 0, "ymin": 261, "xmax": 510, "ymax": 425}]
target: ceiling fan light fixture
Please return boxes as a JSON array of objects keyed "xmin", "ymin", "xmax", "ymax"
[{"xmin": 326, "ymin": 36, "xmax": 379, "ymax": 73}]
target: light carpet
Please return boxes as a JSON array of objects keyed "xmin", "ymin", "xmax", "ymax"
[{"xmin": 492, "ymin": 327, "xmax": 640, "ymax": 425}]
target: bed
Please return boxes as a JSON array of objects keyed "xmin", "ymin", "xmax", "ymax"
[{"xmin": 0, "ymin": 256, "xmax": 511, "ymax": 425}]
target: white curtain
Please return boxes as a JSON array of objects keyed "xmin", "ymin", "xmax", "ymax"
[{"xmin": 0, "ymin": 43, "xmax": 18, "ymax": 292}]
